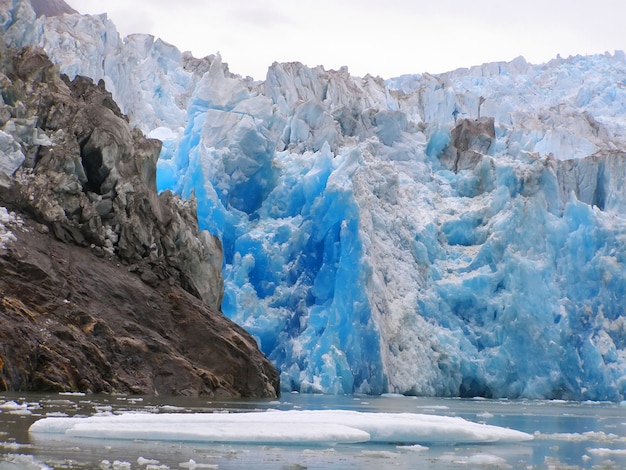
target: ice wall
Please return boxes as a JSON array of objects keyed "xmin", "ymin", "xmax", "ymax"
[
  {"xmin": 156, "ymin": 52, "xmax": 626, "ymax": 399},
  {"xmin": 4, "ymin": 0, "xmax": 626, "ymax": 399}
]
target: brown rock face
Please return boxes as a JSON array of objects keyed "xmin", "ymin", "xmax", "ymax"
[
  {"xmin": 0, "ymin": 44, "xmax": 280, "ymax": 397},
  {"xmin": 440, "ymin": 117, "xmax": 495, "ymax": 172},
  {"xmin": 29, "ymin": 0, "xmax": 77, "ymax": 17},
  {"xmin": 0, "ymin": 220, "xmax": 279, "ymax": 397}
]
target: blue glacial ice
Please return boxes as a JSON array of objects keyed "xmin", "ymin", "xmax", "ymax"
[{"xmin": 3, "ymin": 0, "xmax": 626, "ymax": 399}]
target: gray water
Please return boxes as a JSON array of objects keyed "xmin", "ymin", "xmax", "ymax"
[{"xmin": 1, "ymin": 392, "xmax": 626, "ymax": 469}]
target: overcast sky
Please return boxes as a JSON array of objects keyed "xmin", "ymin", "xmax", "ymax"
[{"xmin": 69, "ymin": 0, "xmax": 625, "ymax": 80}]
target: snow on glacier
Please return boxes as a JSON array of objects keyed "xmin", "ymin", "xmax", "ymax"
[{"xmin": 3, "ymin": 0, "xmax": 626, "ymax": 399}]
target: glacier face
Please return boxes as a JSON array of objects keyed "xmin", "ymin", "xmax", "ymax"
[{"xmin": 4, "ymin": 0, "xmax": 626, "ymax": 399}]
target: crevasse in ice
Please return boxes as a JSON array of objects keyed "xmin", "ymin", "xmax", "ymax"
[{"xmin": 3, "ymin": 0, "xmax": 626, "ymax": 399}]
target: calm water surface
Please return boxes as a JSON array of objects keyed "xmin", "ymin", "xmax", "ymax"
[{"xmin": 1, "ymin": 392, "xmax": 626, "ymax": 469}]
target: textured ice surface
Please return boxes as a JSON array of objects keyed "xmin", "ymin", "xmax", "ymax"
[
  {"xmin": 29, "ymin": 410, "xmax": 533, "ymax": 445},
  {"xmin": 3, "ymin": 0, "xmax": 626, "ymax": 399},
  {"xmin": 0, "ymin": 207, "xmax": 21, "ymax": 250}
]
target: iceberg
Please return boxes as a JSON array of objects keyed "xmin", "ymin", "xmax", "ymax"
[
  {"xmin": 3, "ymin": 0, "xmax": 626, "ymax": 399},
  {"xmin": 28, "ymin": 410, "xmax": 533, "ymax": 445}
]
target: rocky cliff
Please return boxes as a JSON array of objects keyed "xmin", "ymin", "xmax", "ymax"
[{"xmin": 0, "ymin": 44, "xmax": 280, "ymax": 397}]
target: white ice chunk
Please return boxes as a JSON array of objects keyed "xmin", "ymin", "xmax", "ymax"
[
  {"xmin": 137, "ymin": 456, "xmax": 160, "ymax": 466},
  {"xmin": 588, "ymin": 448, "xmax": 626, "ymax": 456},
  {"xmin": 147, "ymin": 127, "xmax": 178, "ymax": 141},
  {"xmin": 0, "ymin": 400, "xmax": 27, "ymax": 411},
  {"xmin": 178, "ymin": 460, "xmax": 219, "ymax": 469},
  {"xmin": 29, "ymin": 410, "xmax": 533, "ymax": 445}
]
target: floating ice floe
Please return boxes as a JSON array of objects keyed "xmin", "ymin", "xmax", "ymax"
[
  {"xmin": 1, "ymin": 453, "xmax": 52, "ymax": 469},
  {"xmin": 534, "ymin": 430, "xmax": 626, "ymax": 443},
  {"xmin": 0, "ymin": 400, "xmax": 39, "ymax": 415},
  {"xmin": 29, "ymin": 410, "xmax": 532, "ymax": 445},
  {"xmin": 588, "ymin": 448, "xmax": 626, "ymax": 456}
]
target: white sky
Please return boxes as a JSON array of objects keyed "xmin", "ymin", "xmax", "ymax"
[{"xmin": 69, "ymin": 0, "xmax": 625, "ymax": 80}]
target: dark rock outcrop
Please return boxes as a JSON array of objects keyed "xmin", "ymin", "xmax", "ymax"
[
  {"xmin": 0, "ymin": 44, "xmax": 223, "ymax": 310},
  {"xmin": 29, "ymin": 0, "xmax": 77, "ymax": 17},
  {"xmin": 0, "ymin": 44, "xmax": 280, "ymax": 397},
  {"xmin": 441, "ymin": 117, "xmax": 495, "ymax": 172},
  {"xmin": 0, "ymin": 219, "xmax": 279, "ymax": 397}
]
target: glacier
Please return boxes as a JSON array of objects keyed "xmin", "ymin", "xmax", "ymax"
[{"xmin": 3, "ymin": 0, "xmax": 626, "ymax": 399}]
